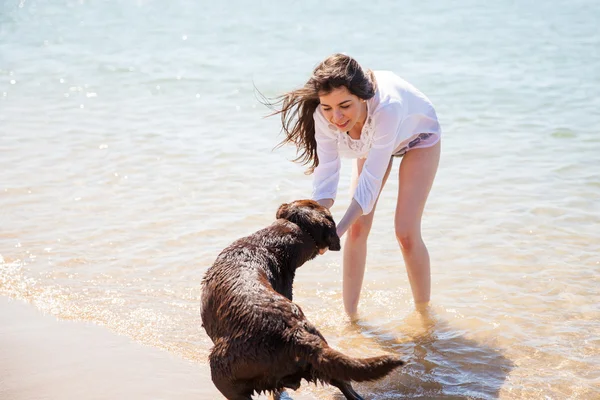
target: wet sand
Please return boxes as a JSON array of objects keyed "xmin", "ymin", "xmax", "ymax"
[
  {"xmin": 0, "ymin": 296, "xmax": 223, "ymax": 400},
  {"xmin": 0, "ymin": 297, "xmax": 321, "ymax": 400}
]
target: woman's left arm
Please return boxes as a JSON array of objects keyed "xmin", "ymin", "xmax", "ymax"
[
  {"xmin": 335, "ymin": 198, "xmax": 364, "ymax": 238},
  {"xmin": 336, "ymin": 103, "xmax": 404, "ymax": 238}
]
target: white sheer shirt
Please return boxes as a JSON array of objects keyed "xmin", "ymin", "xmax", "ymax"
[{"xmin": 311, "ymin": 71, "xmax": 442, "ymax": 215}]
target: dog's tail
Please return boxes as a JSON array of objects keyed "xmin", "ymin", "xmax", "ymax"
[
  {"xmin": 311, "ymin": 346, "xmax": 405, "ymax": 382},
  {"xmin": 294, "ymin": 329, "xmax": 404, "ymax": 382}
]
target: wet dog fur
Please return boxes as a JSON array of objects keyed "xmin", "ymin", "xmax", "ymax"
[{"xmin": 200, "ymin": 200, "xmax": 404, "ymax": 400}]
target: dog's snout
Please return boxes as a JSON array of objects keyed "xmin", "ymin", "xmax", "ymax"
[{"xmin": 328, "ymin": 230, "xmax": 341, "ymax": 251}]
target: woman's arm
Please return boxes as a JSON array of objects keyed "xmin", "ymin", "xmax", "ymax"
[
  {"xmin": 335, "ymin": 199, "xmax": 363, "ymax": 238},
  {"xmin": 336, "ymin": 103, "xmax": 403, "ymax": 238},
  {"xmin": 312, "ymin": 109, "xmax": 341, "ymax": 206},
  {"xmin": 351, "ymin": 103, "xmax": 403, "ymax": 216},
  {"xmin": 317, "ymin": 198, "xmax": 334, "ymax": 209}
]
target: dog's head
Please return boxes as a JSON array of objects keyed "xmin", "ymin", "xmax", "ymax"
[{"xmin": 276, "ymin": 199, "xmax": 341, "ymax": 253}]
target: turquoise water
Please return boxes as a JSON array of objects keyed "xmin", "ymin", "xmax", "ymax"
[{"xmin": 1, "ymin": 1, "xmax": 599, "ymax": 398}]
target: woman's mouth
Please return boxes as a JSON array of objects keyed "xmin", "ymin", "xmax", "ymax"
[{"xmin": 335, "ymin": 120, "xmax": 349, "ymax": 129}]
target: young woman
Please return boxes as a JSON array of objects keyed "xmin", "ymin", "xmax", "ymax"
[{"xmin": 272, "ymin": 53, "xmax": 441, "ymax": 316}]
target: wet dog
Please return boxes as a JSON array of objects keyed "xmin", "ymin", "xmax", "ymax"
[{"xmin": 200, "ymin": 200, "xmax": 404, "ymax": 400}]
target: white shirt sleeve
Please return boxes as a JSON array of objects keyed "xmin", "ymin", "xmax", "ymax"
[
  {"xmin": 353, "ymin": 102, "xmax": 404, "ymax": 214},
  {"xmin": 311, "ymin": 109, "xmax": 341, "ymax": 202}
]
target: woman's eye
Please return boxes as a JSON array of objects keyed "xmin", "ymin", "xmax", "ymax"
[{"xmin": 340, "ymin": 105, "xmax": 350, "ymax": 109}]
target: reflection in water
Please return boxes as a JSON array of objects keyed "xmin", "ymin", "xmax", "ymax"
[{"xmin": 304, "ymin": 307, "xmax": 514, "ymax": 399}]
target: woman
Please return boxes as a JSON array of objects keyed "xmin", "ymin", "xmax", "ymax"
[{"xmin": 272, "ymin": 53, "xmax": 441, "ymax": 317}]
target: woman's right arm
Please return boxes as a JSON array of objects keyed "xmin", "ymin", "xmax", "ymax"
[
  {"xmin": 316, "ymin": 198, "xmax": 334, "ymax": 209},
  {"xmin": 312, "ymin": 109, "xmax": 341, "ymax": 209}
]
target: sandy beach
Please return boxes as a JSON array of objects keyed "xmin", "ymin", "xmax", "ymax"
[
  {"xmin": 0, "ymin": 297, "xmax": 324, "ymax": 400},
  {"xmin": 0, "ymin": 296, "xmax": 223, "ymax": 400}
]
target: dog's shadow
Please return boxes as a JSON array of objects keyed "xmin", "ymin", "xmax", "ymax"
[
  {"xmin": 345, "ymin": 308, "xmax": 513, "ymax": 399},
  {"xmin": 299, "ymin": 307, "xmax": 514, "ymax": 400}
]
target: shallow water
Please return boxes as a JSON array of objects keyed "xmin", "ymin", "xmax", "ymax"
[{"xmin": 1, "ymin": 0, "xmax": 599, "ymax": 398}]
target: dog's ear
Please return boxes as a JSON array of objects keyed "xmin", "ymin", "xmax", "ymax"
[
  {"xmin": 276, "ymin": 201, "xmax": 309, "ymax": 227},
  {"xmin": 276, "ymin": 203, "xmax": 290, "ymax": 220}
]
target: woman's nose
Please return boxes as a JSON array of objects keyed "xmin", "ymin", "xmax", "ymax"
[{"xmin": 333, "ymin": 109, "xmax": 343, "ymax": 121}]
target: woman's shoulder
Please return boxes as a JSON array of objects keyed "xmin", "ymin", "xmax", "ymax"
[
  {"xmin": 371, "ymin": 70, "xmax": 435, "ymax": 112},
  {"xmin": 373, "ymin": 71, "xmax": 417, "ymax": 98},
  {"xmin": 373, "ymin": 70, "xmax": 408, "ymax": 87}
]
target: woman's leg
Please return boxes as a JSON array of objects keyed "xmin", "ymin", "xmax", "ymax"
[
  {"xmin": 394, "ymin": 140, "xmax": 441, "ymax": 307},
  {"xmin": 343, "ymin": 157, "xmax": 393, "ymax": 317}
]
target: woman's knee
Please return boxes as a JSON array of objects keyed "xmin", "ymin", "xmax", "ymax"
[
  {"xmin": 347, "ymin": 217, "xmax": 373, "ymax": 242},
  {"xmin": 395, "ymin": 223, "xmax": 422, "ymax": 252}
]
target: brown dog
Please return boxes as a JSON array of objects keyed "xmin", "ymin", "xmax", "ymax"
[{"xmin": 200, "ymin": 200, "xmax": 404, "ymax": 400}]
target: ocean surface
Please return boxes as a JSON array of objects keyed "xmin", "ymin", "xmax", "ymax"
[{"xmin": 1, "ymin": 0, "xmax": 599, "ymax": 398}]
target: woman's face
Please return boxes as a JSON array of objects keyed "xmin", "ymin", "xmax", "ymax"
[{"xmin": 319, "ymin": 86, "xmax": 366, "ymax": 132}]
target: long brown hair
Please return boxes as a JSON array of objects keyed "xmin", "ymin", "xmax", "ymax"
[{"xmin": 268, "ymin": 53, "xmax": 377, "ymax": 174}]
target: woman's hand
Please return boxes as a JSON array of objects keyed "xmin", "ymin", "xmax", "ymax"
[{"xmin": 335, "ymin": 199, "xmax": 363, "ymax": 239}]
